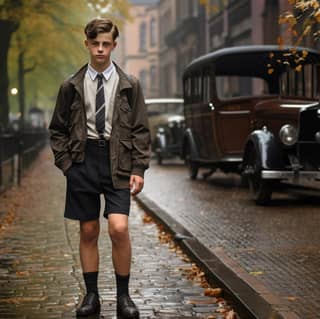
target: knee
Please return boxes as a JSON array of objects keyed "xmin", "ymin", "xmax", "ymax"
[
  {"xmin": 109, "ymin": 223, "xmax": 128, "ymax": 244},
  {"xmin": 80, "ymin": 221, "xmax": 99, "ymax": 244}
]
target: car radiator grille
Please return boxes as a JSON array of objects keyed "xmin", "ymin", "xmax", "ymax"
[{"xmin": 297, "ymin": 107, "xmax": 320, "ymax": 170}]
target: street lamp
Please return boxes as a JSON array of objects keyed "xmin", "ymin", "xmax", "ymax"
[{"xmin": 11, "ymin": 88, "xmax": 18, "ymax": 95}]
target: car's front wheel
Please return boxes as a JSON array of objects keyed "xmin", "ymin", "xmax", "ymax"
[{"xmin": 245, "ymin": 147, "xmax": 273, "ymax": 205}]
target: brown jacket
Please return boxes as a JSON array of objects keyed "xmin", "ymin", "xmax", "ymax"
[{"xmin": 49, "ymin": 63, "xmax": 151, "ymax": 189}]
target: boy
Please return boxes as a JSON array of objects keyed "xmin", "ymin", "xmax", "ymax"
[{"xmin": 49, "ymin": 18, "xmax": 150, "ymax": 318}]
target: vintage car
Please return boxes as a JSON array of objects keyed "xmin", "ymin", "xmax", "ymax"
[
  {"xmin": 145, "ymin": 98, "xmax": 184, "ymax": 164},
  {"xmin": 182, "ymin": 45, "xmax": 320, "ymax": 204}
]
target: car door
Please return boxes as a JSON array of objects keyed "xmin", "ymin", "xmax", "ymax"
[
  {"xmin": 198, "ymin": 70, "xmax": 221, "ymax": 161},
  {"xmin": 214, "ymin": 76, "xmax": 253, "ymax": 158},
  {"xmin": 189, "ymin": 71, "xmax": 219, "ymax": 161}
]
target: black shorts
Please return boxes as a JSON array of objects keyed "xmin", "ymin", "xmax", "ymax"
[{"xmin": 64, "ymin": 139, "xmax": 130, "ymax": 221}]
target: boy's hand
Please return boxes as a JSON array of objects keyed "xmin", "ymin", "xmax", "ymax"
[{"xmin": 130, "ymin": 175, "xmax": 144, "ymax": 195}]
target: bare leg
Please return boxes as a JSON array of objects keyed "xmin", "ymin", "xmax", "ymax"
[
  {"xmin": 108, "ymin": 214, "xmax": 131, "ymax": 275},
  {"xmin": 79, "ymin": 219, "xmax": 100, "ymax": 272},
  {"xmin": 108, "ymin": 214, "xmax": 139, "ymax": 318},
  {"xmin": 76, "ymin": 219, "xmax": 101, "ymax": 316}
]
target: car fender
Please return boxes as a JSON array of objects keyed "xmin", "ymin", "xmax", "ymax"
[
  {"xmin": 182, "ymin": 128, "xmax": 199, "ymax": 160},
  {"xmin": 155, "ymin": 129, "xmax": 166, "ymax": 151},
  {"xmin": 243, "ymin": 129, "xmax": 285, "ymax": 169}
]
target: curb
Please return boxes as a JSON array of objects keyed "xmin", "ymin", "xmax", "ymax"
[{"xmin": 135, "ymin": 193, "xmax": 300, "ymax": 319}]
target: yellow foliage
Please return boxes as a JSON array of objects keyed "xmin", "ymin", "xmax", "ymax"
[
  {"xmin": 268, "ymin": 68, "xmax": 274, "ymax": 75},
  {"xmin": 302, "ymin": 50, "xmax": 309, "ymax": 58},
  {"xmin": 198, "ymin": 0, "xmax": 228, "ymax": 15},
  {"xmin": 315, "ymin": 8, "xmax": 320, "ymax": 22},
  {"xmin": 280, "ymin": 0, "xmax": 320, "ymax": 47},
  {"xmin": 7, "ymin": 0, "xmax": 131, "ymax": 111}
]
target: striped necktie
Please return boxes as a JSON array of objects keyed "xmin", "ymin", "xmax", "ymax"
[{"xmin": 95, "ymin": 73, "xmax": 105, "ymax": 137}]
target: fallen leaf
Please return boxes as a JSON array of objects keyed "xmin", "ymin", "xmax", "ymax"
[
  {"xmin": 215, "ymin": 307, "xmax": 228, "ymax": 313},
  {"xmin": 226, "ymin": 309, "xmax": 239, "ymax": 319},
  {"xmin": 249, "ymin": 271, "xmax": 264, "ymax": 276},
  {"xmin": 142, "ymin": 214, "xmax": 153, "ymax": 224},
  {"xmin": 285, "ymin": 296, "xmax": 298, "ymax": 301},
  {"xmin": 16, "ymin": 271, "xmax": 30, "ymax": 277},
  {"xmin": 186, "ymin": 297, "xmax": 217, "ymax": 305},
  {"xmin": 204, "ymin": 288, "xmax": 222, "ymax": 297}
]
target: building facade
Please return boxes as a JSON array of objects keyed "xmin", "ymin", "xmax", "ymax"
[
  {"xmin": 116, "ymin": 0, "xmax": 318, "ymax": 100},
  {"xmin": 158, "ymin": 0, "xmax": 293, "ymax": 98},
  {"xmin": 206, "ymin": 0, "xmax": 318, "ymax": 50},
  {"xmin": 159, "ymin": 0, "xmax": 206, "ymax": 97},
  {"xmin": 115, "ymin": 0, "xmax": 160, "ymax": 98}
]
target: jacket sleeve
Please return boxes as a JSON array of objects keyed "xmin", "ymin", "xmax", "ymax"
[
  {"xmin": 130, "ymin": 78, "xmax": 151, "ymax": 178},
  {"xmin": 48, "ymin": 82, "xmax": 72, "ymax": 174}
]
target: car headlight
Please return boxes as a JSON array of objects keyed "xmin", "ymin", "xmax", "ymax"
[{"xmin": 279, "ymin": 124, "xmax": 298, "ymax": 146}]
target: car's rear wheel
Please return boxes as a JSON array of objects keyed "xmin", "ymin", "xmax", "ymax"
[
  {"xmin": 154, "ymin": 136, "xmax": 163, "ymax": 165},
  {"xmin": 156, "ymin": 152, "xmax": 163, "ymax": 165},
  {"xmin": 246, "ymin": 147, "xmax": 273, "ymax": 205},
  {"xmin": 185, "ymin": 144, "xmax": 198, "ymax": 180}
]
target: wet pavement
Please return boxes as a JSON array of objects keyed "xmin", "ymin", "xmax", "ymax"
[
  {"xmin": 142, "ymin": 159, "xmax": 320, "ymax": 319},
  {"xmin": 0, "ymin": 148, "xmax": 237, "ymax": 319}
]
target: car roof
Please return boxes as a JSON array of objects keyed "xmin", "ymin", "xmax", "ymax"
[
  {"xmin": 183, "ymin": 45, "xmax": 320, "ymax": 80},
  {"xmin": 145, "ymin": 98, "xmax": 184, "ymax": 104}
]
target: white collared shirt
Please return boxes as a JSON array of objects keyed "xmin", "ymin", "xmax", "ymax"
[{"xmin": 84, "ymin": 62, "xmax": 119, "ymax": 139}]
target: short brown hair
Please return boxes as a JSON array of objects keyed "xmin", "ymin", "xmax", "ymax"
[{"xmin": 84, "ymin": 18, "xmax": 119, "ymax": 41}]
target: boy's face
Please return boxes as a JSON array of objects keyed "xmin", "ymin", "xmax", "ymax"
[{"xmin": 85, "ymin": 32, "xmax": 117, "ymax": 67}]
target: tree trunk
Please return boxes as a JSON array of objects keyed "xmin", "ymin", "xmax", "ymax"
[
  {"xmin": 0, "ymin": 0, "xmax": 22, "ymax": 129},
  {"xmin": 18, "ymin": 50, "xmax": 26, "ymax": 131},
  {"xmin": 0, "ymin": 20, "xmax": 17, "ymax": 129}
]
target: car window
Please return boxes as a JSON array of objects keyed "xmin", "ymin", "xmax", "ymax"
[
  {"xmin": 147, "ymin": 103, "xmax": 184, "ymax": 116},
  {"xmin": 203, "ymin": 73, "xmax": 210, "ymax": 103},
  {"xmin": 191, "ymin": 74, "xmax": 202, "ymax": 103},
  {"xmin": 280, "ymin": 64, "xmax": 320, "ymax": 99},
  {"xmin": 216, "ymin": 76, "xmax": 269, "ymax": 99}
]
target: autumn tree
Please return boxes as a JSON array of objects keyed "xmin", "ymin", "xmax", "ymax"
[
  {"xmin": 9, "ymin": 0, "xmax": 91, "ymax": 129},
  {"xmin": 279, "ymin": 0, "xmax": 320, "ymax": 46},
  {"xmin": 1, "ymin": 0, "xmax": 131, "ymax": 129},
  {"xmin": 0, "ymin": 0, "xmax": 22, "ymax": 129}
]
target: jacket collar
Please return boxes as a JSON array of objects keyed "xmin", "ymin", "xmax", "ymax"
[
  {"xmin": 113, "ymin": 62, "xmax": 132, "ymax": 91},
  {"xmin": 69, "ymin": 62, "xmax": 132, "ymax": 98},
  {"xmin": 87, "ymin": 62, "xmax": 115, "ymax": 81}
]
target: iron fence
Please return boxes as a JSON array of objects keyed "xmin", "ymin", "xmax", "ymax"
[{"xmin": 0, "ymin": 129, "xmax": 48, "ymax": 192}]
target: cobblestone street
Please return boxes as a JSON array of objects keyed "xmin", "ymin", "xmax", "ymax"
[
  {"xmin": 142, "ymin": 160, "xmax": 320, "ymax": 319},
  {"xmin": 0, "ymin": 148, "xmax": 233, "ymax": 319}
]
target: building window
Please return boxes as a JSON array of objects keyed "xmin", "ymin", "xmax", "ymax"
[
  {"xmin": 140, "ymin": 22, "xmax": 147, "ymax": 51},
  {"xmin": 191, "ymin": 0, "xmax": 198, "ymax": 17},
  {"xmin": 150, "ymin": 18, "xmax": 156, "ymax": 47},
  {"xmin": 139, "ymin": 70, "xmax": 148, "ymax": 93},
  {"xmin": 150, "ymin": 65, "xmax": 156, "ymax": 89}
]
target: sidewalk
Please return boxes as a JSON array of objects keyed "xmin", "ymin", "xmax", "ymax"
[{"xmin": 0, "ymin": 147, "xmax": 236, "ymax": 319}]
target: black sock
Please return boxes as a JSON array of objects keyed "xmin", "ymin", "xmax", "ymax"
[
  {"xmin": 83, "ymin": 271, "xmax": 99, "ymax": 295},
  {"xmin": 115, "ymin": 272, "xmax": 129, "ymax": 298}
]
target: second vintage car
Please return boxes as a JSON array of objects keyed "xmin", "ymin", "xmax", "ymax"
[
  {"xmin": 146, "ymin": 98, "xmax": 184, "ymax": 164},
  {"xmin": 182, "ymin": 45, "xmax": 320, "ymax": 204}
]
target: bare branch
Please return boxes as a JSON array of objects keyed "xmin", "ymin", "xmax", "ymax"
[{"xmin": 24, "ymin": 61, "xmax": 37, "ymax": 74}]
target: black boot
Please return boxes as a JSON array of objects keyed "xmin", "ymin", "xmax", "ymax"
[
  {"xmin": 117, "ymin": 294, "xmax": 139, "ymax": 319},
  {"xmin": 76, "ymin": 292, "xmax": 100, "ymax": 317}
]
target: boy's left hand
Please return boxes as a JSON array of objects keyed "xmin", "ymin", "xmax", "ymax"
[{"xmin": 130, "ymin": 175, "xmax": 144, "ymax": 195}]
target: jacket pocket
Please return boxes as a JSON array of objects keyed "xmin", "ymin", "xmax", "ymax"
[
  {"xmin": 68, "ymin": 140, "xmax": 85, "ymax": 162},
  {"xmin": 119, "ymin": 102, "xmax": 132, "ymax": 129},
  {"xmin": 118, "ymin": 139, "xmax": 132, "ymax": 174}
]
